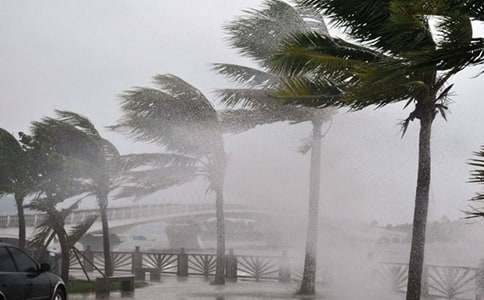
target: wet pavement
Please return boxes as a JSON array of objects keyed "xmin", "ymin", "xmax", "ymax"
[
  {"xmin": 69, "ymin": 277, "xmax": 322, "ymax": 299},
  {"xmin": 68, "ymin": 277, "xmax": 401, "ymax": 300}
]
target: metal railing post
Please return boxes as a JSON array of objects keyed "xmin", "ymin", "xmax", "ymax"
[
  {"xmin": 278, "ymin": 250, "xmax": 291, "ymax": 283},
  {"xmin": 177, "ymin": 248, "xmax": 188, "ymax": 277},
  {"xmin": 225, "ymin": 249, "xmax": 237, "ymax": 282},
  {"xmin": 476, "ymin": 259, "xmax": 484, "ymax": 300}
]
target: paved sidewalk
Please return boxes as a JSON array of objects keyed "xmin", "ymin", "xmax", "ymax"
[{"xmin": 69, "ymin": 277, "xmax": 402, "ymax": 300}]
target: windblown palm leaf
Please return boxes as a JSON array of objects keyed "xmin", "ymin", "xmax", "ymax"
[
  {"xmin": 0, "ymin": 129, "xmax": 38, "ymax": 196},
  {"xmin": 467, "ymin": 147, "xmax": 484, "ymax": 218},
  {"xmin": 299, "ymin": 0, "xmax": 435, "ymax": 54},
  {"xmin": 404, "ymin": 0, "xmax": 484, "ymax": 73},
  {"xmin": 67, "ymin": 215, "xmax": 98, "ymax": 245},
  {"xmin": 225, "ymin": 0, "xmax": 327, "ymax": 67},
  {"xmin": 215, "ymin": 0, "xmax": 334, "ymax": 127},
  {"xmin": 113, "ymin": 74, "xmax": 220, "ymax": 155}
]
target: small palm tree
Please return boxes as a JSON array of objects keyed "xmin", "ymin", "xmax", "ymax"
[
  {"xmin": 29, "ymin": 197, "xmax": 97, "ymax": 282},
  {"xmin": 32, "ymin": 110, "xmax": 197, "ymax": 277},
  {"xmin": 0, "ymin": 129, "xmax": 37, "ymax": 249},
  {"xmin": 215, "ymin": 0, "xmax": 333, "ymax": 294},
  {"xmin": 113, "ymin": 75, "xmax": 228, "ymax": 284},
  {"xmin": 268, "ymin": 0, "xmax": 476, "ymax": 298}
]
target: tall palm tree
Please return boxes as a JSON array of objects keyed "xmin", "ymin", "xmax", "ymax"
[
  {"xmin": 112, "ymin": 75, "xmax": 228, "ymax": 284},
  {"xmin": 32, "ymin": 110, "xmax": 197, "ymax": 277},
  {"xmin": 214, "ymin": 0, "xmax": 333, "ymax": 294},
  {"xmin": 269, "ymin": 0, "xmax": 475, "ymax": 298},
  {"xmin": 0, "ymin": 129, "xmax": 37, "ymax": 249}
]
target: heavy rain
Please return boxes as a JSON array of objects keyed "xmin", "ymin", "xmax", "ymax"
[{"xmin": 1, "ymin": 1, "xmax": 484, "ymax": 300}]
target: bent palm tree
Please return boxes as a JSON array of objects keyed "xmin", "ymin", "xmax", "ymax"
[
  {"xmin": 214, "ymin": 0, "xmax": 333, "ymax": 294},
  {"xmin": 32, "ymin": 110, "xmax": 197, "ymax": 277},
  {"xmin": 19, "ymin": 128, "xmax": 94, "ymax": 281},
  {"xmin": 0, "ymin": 129, "xmax": 37, "ymax": 249},
  {"xmin": 269, "ymin": 1, "xmax": 475, "ymax": 298},
  {"xmin": 113, "ymin": 75, "xmax": 228, "ymax": 284},
  {"xmin": 29, "ymin": 197, "xmax": 97, "ymax": 282}
]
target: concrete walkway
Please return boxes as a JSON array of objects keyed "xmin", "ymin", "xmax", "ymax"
[{"xmin": 69, "ymin": 277, "xmax": 403, "ymax": 300}]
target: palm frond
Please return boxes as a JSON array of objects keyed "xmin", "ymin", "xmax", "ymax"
[
  {"xmin": 225, "ymin": 0, "xmax": 307, "ymax": 64},
  {"xmin": 67, "ymin": 215, "xmax": 97, "ymax": 245},
  {"xmin": 216, "ymin": 88, "xmax": 277, "ymax": 109},
  {"xmin": 467, "ymin": 146, "xmax": 484, "ymax": 217},
  {"xmin": 113, "ymin": 74, "xmax": 220, "ymax": 155},
  {"xmin": 298, "ymin": 0, "xmax": 435, "ymax": 54},
  {"xmin": 212, "ymin": 63, "xmax": 280, "ymax": 88},
  {"xmin": 0, "ymin": 129, "xmax": 27, "ymax": 193},
  {"xmin": 30, "ymin": 224, "xmax": 55, "ymax": 248},
  {"xmin": 54, "ymin": 110, "xmax": 100, "ymax": 137}
]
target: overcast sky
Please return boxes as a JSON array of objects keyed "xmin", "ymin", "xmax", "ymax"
[{"xmin": 1, "ymin": 0, "xmax": 484, "ymax": 224}]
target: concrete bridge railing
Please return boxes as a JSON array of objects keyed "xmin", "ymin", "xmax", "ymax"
[
  {"xmin": 380, "ymin": 261, "xmax": 484, "ymax": 299},
  {"xmin": 0, "ymin": 203, "xmax": 250, "ymax": 229},
  {"xmin": 67, "ymin": 247, "xmax": 295, "ymax": 283}
]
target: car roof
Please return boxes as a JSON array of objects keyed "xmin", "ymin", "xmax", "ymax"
[{"xmin": 0, "ymin": 242, "xmax": 20, "ymax": 248}]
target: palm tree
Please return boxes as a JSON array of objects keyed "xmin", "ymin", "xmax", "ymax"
[
  {"xmin": 269, "ymin": 0, "xmax": 475, "ymax": 298},
  {"xmin": 214, "ymin": 0, "xmax": 333, "ymax": 294},
  {"xmin": 29, "ymin": 197, "xmax": 97, "ymax": 282},
  {"xmin": 112, "ymin": 74, "xmax": 228, "ymax": 284},
  {"xmin": 18, "ymin": 128, "xmax": 95, "ymax": 282},
  {"xmin": 467, "ymin": 146, "xmax": 484, "ymax": 217},
  {"xmin": 0, "ymin": 129, "xmax": 37, "ymax": 249},
  {"xmin": 32, "ymin": 110, "xmax": 197, "ymax": 277}
]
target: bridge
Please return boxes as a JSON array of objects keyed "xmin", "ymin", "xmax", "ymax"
[{"xmin": 0, "ymin": 203, "xmax": 277, "ymax": 240}]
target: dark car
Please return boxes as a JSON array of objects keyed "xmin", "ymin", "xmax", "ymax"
[{"xmin": 0, "ymin": 243, "xmax": 66, "ymax": 300}]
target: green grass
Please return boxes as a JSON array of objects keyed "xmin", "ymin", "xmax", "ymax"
[{"xmin": 66, "ymin": 279, "xmax": 148, "ymax": 294}]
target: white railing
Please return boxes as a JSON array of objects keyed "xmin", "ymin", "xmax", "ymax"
[{"xmin": 0, "ymin": 203, "xmax": 250, "ymax": 228}]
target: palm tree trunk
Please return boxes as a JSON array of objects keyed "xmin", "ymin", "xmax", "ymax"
[
  {"xmin": 213, "ymin": 143, "xmax": 226, "ymax": 285},
  {"xmin": 213, "ymin": 184, "xmax": 226, "ymax": 285},
  {"xmin": 59, "ymin": 237, "xmax": 70, "ymax": 282},
  {"xmin": 99, "ymin": 193, "xmax": 113, "ymax": 277},
  {"xmin": 14, "ymin": 193, "xmax": 26, "ymax": 249},
  {"xmin": 298, "ymin": 120, "xmax": 322, "ymax": 295},
  {"xmin": 406, "ymin": 111, "xmax": 433, "ymax": 300}
]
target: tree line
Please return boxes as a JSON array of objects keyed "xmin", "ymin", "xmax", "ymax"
[{"xmin": 1, "ymin": 1, "xmax": 484, "ymax": 299}]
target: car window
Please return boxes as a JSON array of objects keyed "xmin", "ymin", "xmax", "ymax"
[
  {"xmin": 8, "ymin": 247, "xmax": 38, "ymax": 272},
  {"xmin": 0, "ymin": 247, "xmax": 16, "ymax": 272}
]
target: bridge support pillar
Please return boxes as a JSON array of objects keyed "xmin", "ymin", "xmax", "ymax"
[
  {"xmin": 278, "ymin": 250, "xmax": 291, "ymax": 283},
  {"xmin": 476, "ymin": 259, "xmax": 484, "ymax": 300},
  {"xmin": 177, "ymin": 248, "xmax": 188, "ymax": 277},
  {"xmin": 225, "ymin": 249, "xmax": 237, "ymax": 282}
]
